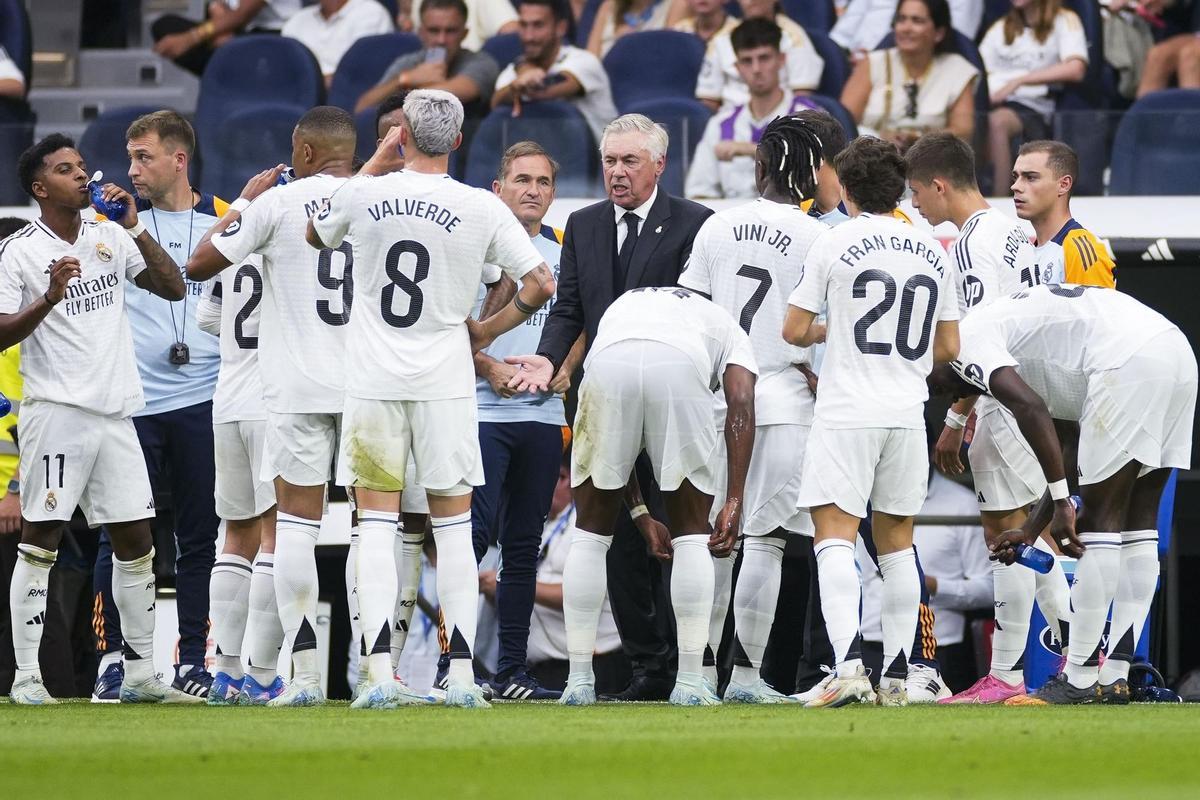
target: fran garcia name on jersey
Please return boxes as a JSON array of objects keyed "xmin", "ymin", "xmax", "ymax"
[{"xmin": 837, "ymin": 232, "xmax": 946, "ymax": 278}]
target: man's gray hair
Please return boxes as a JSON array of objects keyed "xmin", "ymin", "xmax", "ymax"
[
  {"xmin": 402, "ymin": 89, "xmax": 464, "ymax": 156},
  {"xmin": 599, "ymin": 114, "xmax": 669, "ymax": 162}
]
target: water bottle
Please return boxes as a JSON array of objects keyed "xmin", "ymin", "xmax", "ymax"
[
  {"xmin": 0, "ymin": 392, "xmax": 10, "ymax": 417},
  {"xmin": 1014, "ymin": 495, "xmax": 1082, "ymax": 573},
  {"xmin": 87, "ymin": 171, "xmax": 127, "ymax": 220},
  {"xmin": 277, "ymin": 167, "xmax": 296, "ymax": 186}
]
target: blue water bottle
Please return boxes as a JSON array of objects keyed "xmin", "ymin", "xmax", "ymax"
[
  {"xmin": 1014, "ymin": 495, "xmax": 1082, "ymax": 573},
  {"xmin": 277, "ymin": 167, "xmax": 296, "ymax": 185},
  {"xmin": 0, "ymin": 392, "xmax": 11, "ymax": 418},
  {"xmin": 87, "ymin": 171, "xmax": 127, "ymax": 220}
]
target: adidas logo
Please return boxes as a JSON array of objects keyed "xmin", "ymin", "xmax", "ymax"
[
  {"xmin": 26, "ymin": 612, "xmax": 45, "ymax": 626},
  {"xmin": 1141, "ymin": 238, "xmax": 1175, "ymax": 262},
  {"xmin": 977, "ymin": 491, "xmax": 986, "ymax": 503}
]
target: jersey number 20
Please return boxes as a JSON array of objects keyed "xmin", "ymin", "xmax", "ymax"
[{"xmin": 852, "ymin": 269, "xmax": 939, "ymax": 361}]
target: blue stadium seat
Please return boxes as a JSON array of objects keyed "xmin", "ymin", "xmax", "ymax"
[
  {"xmin": 805, "ymin": 26, "xmax": 848, "ymax": 98},
  {"xmin": 806, "ymin": 93, "xmax": 858, "ymax": 140},
  {"xmin": 876, "ymin": 30, "xmax": 990, "ymax": 114},
  {"xmin": 604, "ymin": 30, "xmax": 706, "ymax": 111},
  {"xmin": 1108, "ymin": 89, "xmax": 1200, "ymax": 195},
  {"xmin": 575, "ymin": 0, "xmax": 605, "ymax": 47},
  {"xmin": 0, "ymin": 0, "xmax": 32, "ymax": 89},
  {"xmin": 482, "ymin": 32, "xmax": 523, "ymax": 71},
  {"xmin": 624, "ymin": 97, "xmax": 712, "ymax": 197},
  {"xmin": 328, "ymin": 32, "xmax": 422, "ymax": 112},
  {"xmin": 781, "ymin": 0, "xmax": 835, "ymax": 32},
  {"xmin": 203, "ymin": 104, "xmax": 308, "ymax": 201},
  {"xmin": 78, "ymin": 106, "xmax": 163, "ymax": 190},
  {"xmin": 465, "ymin": 102, "xmax": 597, "ymax": 196}
]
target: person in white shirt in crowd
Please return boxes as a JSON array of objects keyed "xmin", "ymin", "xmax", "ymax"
[
  {"xmin": 832, "ymin": 0, "xmax": 984, "ymax": 58},
  {"xmin": 492, "ymin": 0, "xmax": 619, "ymax": 143},
  {"xmin": 399, "ymin": 0, "xmax": 519, "ymax": 50},
  {"xmin": 840, "ymin": 0, "xmax": 979, "ymax": 152},
  {"xmin": 669, "ymin": 0, "xmax": 733, "ymax": 44},
  {"xmin": 282, "ymin": 0, "xmax": 395, "ymax": 86},
  {"xmin": 696, "ymin": 0, "xmax": 824, "ymax": 112},
  {"xmin": 979, "ymin": 0, "xmax": 1088, "ymax": 194},
  {"xmin": 587, "ymin": 0, "xmax": 672, "ymax": 57},
  {"xmin": 153, "ymin": 0, "xmax": 302, "ymax": 76},
  {"xmin": 686, "ymin": 20, "xmax": 820, "ymax": 199}
]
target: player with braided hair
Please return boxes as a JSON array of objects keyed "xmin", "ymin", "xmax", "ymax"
[{"xmin": 678, "ymin": 110, "xmax": 829, "ymax": 704}]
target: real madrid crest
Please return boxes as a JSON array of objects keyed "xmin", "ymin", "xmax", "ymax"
[
  {"xmin": 44, "ymin": 491, "xmax": 57, "ymax": 512},
  {"xmin": 96, "ymin": 242, "xmax": 114, "ymax": 263}
]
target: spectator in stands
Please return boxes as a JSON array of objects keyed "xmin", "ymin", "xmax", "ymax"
[
  {"xmin": 398, "ymin": 0, "xmax": 519, "ymax": 49},
  {"xmin": 669, "ymin": 0, "xmax": 732, "ymax": 44},
  {"xmin": 355, "ymin": 0, "xmax": 500, "ymax": 117},
  {"xmin": 840, "ymin": 0, "xmax": 978, "ymax": 152},
  {"xmin": 0, "ymin": 45, "xmax": 24, "ymax": 100},
  {"xmin": 832, "ymin": 0, "xmax": 985, "ymax": 59},
  {"xmin": 587, "ymin": 0, "xmax": 672, "ymax": 57},
  {"xmin": 980, "ymin": 0, "xmax": 1088, "ymax": 196},
  {"xmin": 696, "ymin": 0, "xmax": 825, "ymax": 111},
  {"xmin": 1136, "ymin": 0, "xmax": 1200, "ymax": 97},
  {"xmin": 153, "ymin": 1, "xmax": 302, "ymax": 76},
  {"xmin": 493, "ymin": 0, "xmax": 619, "ymax": 142},
  {"xmin": 281, "ymin": 0, "xmax": 395, "ymax": 86},
  {"xmin": 686, "ymin": 19, "xmax": 818, "ymax": 198}
]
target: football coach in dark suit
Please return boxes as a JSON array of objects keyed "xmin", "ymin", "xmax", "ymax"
[{"xmin": 511, "ymin": 113, "xmax": 713, "ymax": 700}]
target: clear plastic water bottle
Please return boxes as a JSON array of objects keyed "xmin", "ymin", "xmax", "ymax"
[
  {"xmin": 1014, "ymin": 495, "xmax": 1082, "ymax": 573},
  {"xmin": 87, "ymin": 171, "xmax": 127, "ymax": 220}
]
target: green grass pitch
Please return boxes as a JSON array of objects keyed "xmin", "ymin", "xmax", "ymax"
[{"xmin": 2, "ymin": 702, "xmax": 1198, "ymax": 798}]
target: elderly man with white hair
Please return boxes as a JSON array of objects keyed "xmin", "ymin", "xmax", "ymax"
[{"xmin": 511, "ymin": 113, "xmax": 713, "ymax": 702}]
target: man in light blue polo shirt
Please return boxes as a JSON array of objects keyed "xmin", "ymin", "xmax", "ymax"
[{"xmin": 473, "ymin": 141, "xmax": 583, "ymax": 701}]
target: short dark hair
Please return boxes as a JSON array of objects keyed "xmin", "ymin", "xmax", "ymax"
[
  {"xmin": 496, "ymin": 140, "xmax": 559, "ymax": 184},
  {"xmin": 731, "ymin": 18, "xmax": 782, "ymax": 54},
  {"xmin": 296, "ymin": 105, "xmax": 357, "ymax": 149},
  {"xmin": 17, "ymin": 133, "xmax": 78, "ymax": 199},
  {"xmin": 0, "ymin": 217, "xmax": 28, "ymax": 240},
  {"xmin": 834, "ymin": 136, "xmax": 906, "ymax": 214},
  {"xmin": 126, "ymin": 109, "xmax": 196, "ymax": 159},
  {"xmin": 516, "ymin": 0, "xmax": 567, "ymax": 21},
  {"xmin": 905, "ymin": 131, "xmax": 977, "ymax": 189},
  {"xmin": 421, "ymin": 0, "xmax": 469, "ymax": 21},
  {"xmin": 793, "ymin": 108, "xmax": 847, "ymax": 164},
  {"xmin": 1018, "ymin": 139, "xmax": 1078, "ymax": 182},
  {"xmin": 376, "ymin": 92, "xmax": 407, "ymax": 134},
  {"xmin": 895, "ymin": 0, "xmax": 956, "ymax": 55}
]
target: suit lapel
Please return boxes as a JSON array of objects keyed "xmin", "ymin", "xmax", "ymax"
[{"xmin": 625, "ymin": 190, "xmax": 672, "ymax": 290}]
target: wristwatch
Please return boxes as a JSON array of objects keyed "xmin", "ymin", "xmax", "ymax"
[{"xmin": 6, "ymin": 478, "xmax": 18, "ymax": 495}]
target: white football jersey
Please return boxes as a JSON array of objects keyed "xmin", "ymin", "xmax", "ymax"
[
  {"xmin": 952, "ymin": 207, "xmax": 1033, "ymax": 315},
  {"xmin": 210, "ymin": 174, "xmax": 351, "ymax": 414},
  {"xmin": 680, "ymin": 198, "xmax": 825, "ymax": 425},
  {"xmin": 202, "ymin": 264, "xmax": 267, "ymax": 424},
  {"xmin": 314, "ymin": 170, "xmax": 544, "ymax": 401},
  {"xmin": 954, "ymin": 284, "xmax": 1179, "ymax": 421},
  {"xmin": 587, "ymin": 287, "xmax": 758, "ymax": 390},
  {"xmin": 0, "ymin": 219, "xmax": 146, "ymax": 417},
  {"xmin": 788, "ymin": 213, "xmax": 958, "ymax": 429}
]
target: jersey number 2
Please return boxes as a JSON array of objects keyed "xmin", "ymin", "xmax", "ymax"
[
  {"xmin": 233, "ymin": 264, "xmax": 262, "ymax": 349},
  {"xmin": 381, "ymin": 240, "xmax": 429, "ymax": 328},
  {"xmin": 853, "ymin": 269, "xmax": 939, "ymax": 361}
]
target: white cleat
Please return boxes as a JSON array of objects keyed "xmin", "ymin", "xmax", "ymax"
[
  {"xmin": 669, "ymin": 677, "xmax": 722, "ymax": 706},
  {"xmin": 559, "ymin": 679, "xmax": 597, "ymax": 707},
  {"xmin": 724, "ymin": 678, "xmax": 801, "ymax": 704},
  {"xmin": 267, "ymin": 680, "xmax": 325, "ymax": 707},
  {"xmin": 121, "ymin": 674, "xmax": 204, "ymax": 704},
  {"xmin": 351, "ymin": 680, "xmax": 403, "ymax": 710},
  {"xmin": 445, "ymin": 683, "xmax": 492, "ymax": 708},
  {"xmin": 9, "ymin": 674, "xmax": 58, "ymax": 705},
  {"xmin": 904, "ymin": 664, "xmax": 951, "ymax": 704},
  {"xmin": 791, "ymin": 669, "xmax": 835, "ymax": 704},
  {"xmin": 804, "ymin": 666, "xmax": 876, "ymax": 708},
  {"xmin": 876, "ymin": 677, "xmax": 909, "ymax": 707}
]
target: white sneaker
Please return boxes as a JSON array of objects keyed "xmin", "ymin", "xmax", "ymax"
[
  {"xmin": 804, "ymin": 666, "xmax": 875, "ymax": 708},
  {"xmin": 904, "ymin": 664, "xmax": 951, "ymax": 704},
  {"xmin": 445, "ymin": 682, "xmax": 491, "ymax": 708},
  {"xmin": 669, "ymin": 676, "xmax": 721, "ymax": 706},
  {"xmin": 267, "ymin": 680, "xmax": 325, "ymax": 707},
  {"xmin": 121, "ymin": 674, "xmax": 204, "ymax": 704},
  {"xmin": 724, "ymin": 678, "xmax": 800, "ymax": 704},
  {"xmin": 876, "ymin": 677, "xmax": 908, "ymax": 707},
  {"xmin": 350, "ymin": 679, "xmax": 433, "ymax": 709},
  {"xmin": 559, "ymin": 678, "xmax": 597, "ymax": 707},
  {"xmin": 9, "ymin": 674, "xmax": 57, "ymax": 705},
  {"xmin": 791, "ymin": 668, "xmax": 835, "ymax": 703}
]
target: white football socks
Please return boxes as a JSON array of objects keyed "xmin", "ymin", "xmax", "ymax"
[
  {"xmin": 392, "ymin": 525, "xmax": 424, "ymax": 671},
  {"xmin": 1064, "ymin": 532, "xmax": 1121, "ymax": 689},
  {"xmin": 1034, "ymin": 537, "xmax": 1071, "ymax": 652},
  {"xmin": 878, "ymin": 548, "xmax": 920, "ymax": 681},
  {"xmin": 989, "ymin": 559, "xmax": 1034, "ymax": 685},
  {"xmin": 346, "ymin": 526, "xmax": 360, "ymax": 664},
  {"xmin": 706, "ymin": 549, "xmax": 735, "ymax": 687},
  {"xmin": 114, "ymin": 548, "xmax": 157, "ymax": 683},
  {"xmin": 432, "ymin": 512, "xmax": 478, "ymax": 687},
  {"xmin": 10, "ymin": 543, "xmax": 55, "ymax": 675},
  {"xmin": 245, "ymin": 554, "xmax": 283, "ymax": 685},
  {"xmin": 562, "ymin": 529, "xmax": 611, "ymax": 683},
  {"xmin": 814, "ymin": 538, "xmax": 862, "ymax": 678},
  {"xmin": 730, "ymin": 537, "xmax": 784, "ymax": 686},
  {"xmin": 357, "ymin": 511, "xmax": 400, "ymax": 684},
  {"xmin": 672, "ymin": 534, "xmax": 715, "ymax": 681},
  {"xmin": 274, "ymin": 513, "xmax": 322, "ymax": 684},
  {"xmin": 1099, "ymin": 530, "xmax": 1160, "ymax": 685},
  {"xmin": 209, "ymin": 553, "xmax": 252, "ymax": 679}
]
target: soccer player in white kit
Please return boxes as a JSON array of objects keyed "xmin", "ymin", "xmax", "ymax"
[
  {"xmin": 679, "ymin": 115, "xmax": 827, "ymax": 704},
  {"xmin": 309, "ymin": 90, "xmax": 557, "ymax": 709},
  {"xmin": 906, "ymin": 132, "xmax": 1071, "ymax": 704},
  {"xmin": 929, "ymin": 285, "xmax": 1196, "ymax": 704},
  {"xmin": 510, "ymin": 286, "xmax": 758, "ymax": 706},
  {"xmin": 188, "ymin": 106, "xmax": 361, "ymax": 706},
  {"xmin": 1, "ymin": 134, "xmax": 190, "ymax": 704},
  {"xmin": 783, "ymin": 136, "xmax": 960, "ymax": 707},
  {"xmin": 194, "ymin": 252, "xmax": 285, "ymax": 705}
]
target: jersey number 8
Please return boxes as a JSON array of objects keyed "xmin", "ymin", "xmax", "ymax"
[{"xmin": 381, "ymin": 239, "xmax": 430, "ymax": 328}]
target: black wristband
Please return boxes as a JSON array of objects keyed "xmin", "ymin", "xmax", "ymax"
[
  {"xmin": 43, "ymin": 290, "xmax": 58, "ymax": 307},
  {"xmin": 514, "ymin": 295, "xmax": 539, "ymax": 315}
]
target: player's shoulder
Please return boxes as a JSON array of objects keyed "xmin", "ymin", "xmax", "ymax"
[
  {"xmin": 193, "ymin": 191, "xmax": 228, "ymax": 218},
  {"xmin": 0, "ymin": 220, "xmax": 38, "ymax": 261},
  {"xmin": 1057, "ymin": 220, "xmax": 1109, "ymax": 261},
  {"xmin": 537, "ymin": 223, "xmax": 564, "ymax": 246}
]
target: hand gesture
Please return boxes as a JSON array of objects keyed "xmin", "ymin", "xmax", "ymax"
[
  {"xmin": 154, "ymin": 31, "xmax": 199, "ymax": 60},
  {"xmin": 0, "ymin": 490, "xmax": 19, "ymax": 535},
  {"xmin": 100, "ymin": 183, "xmax": 138, "ymax": 229},
  {"xmin": 406, "ymin": 59, "xmax": 447, "ymax": 87},
  {"xmin": 239, "ymin": 165, "xmax": 286, "ymax": 203},
  {"xmin": 46, "ymin": 257, "xmax": 82, "ymax": 305},
  {"xmin": 504, "ymin": 354, "xmax": 555, "ymax": 394},
  {"xmin": 549, "ymin": 362, "xmax": 573, "ymax": 394},
  {"xmin": 362, "ymin": 123, "xmax": 406, "ymax": 176},
  {"xmin": 796, "ymin": 362, "xmax": 819, "ymax": 397},
  {"xmin": 635, "ymin": 514, "xmax": 672, "ymax": 562},
  {"xmin": 934, "ymin": 424, "xmax": 966, "ymax": 475},
  {"xmin": 1048, "ymin": 499, "xmax": 1082, "ymax": 557},
  {"xmin": 711, "ymin": 497, "xmax": 741, "ymax": 557},
  {"xmin": 485, "ymin": 359, "xmax": 518, "ymax": 398}
]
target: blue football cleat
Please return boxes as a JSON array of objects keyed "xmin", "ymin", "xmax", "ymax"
[
  {"xmin": 91, "ymin": 661, "xmax": 124, "ymax": 704},
  {"xmin": 238, "ymin": 675, "xmax": 286, "ymax": 705},
  {"xmin": 207, "ymin": 672, "xmax": 244, "ymax": 705}
]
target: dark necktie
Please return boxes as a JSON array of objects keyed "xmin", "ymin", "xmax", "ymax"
[{"xmin": 616, "ymin": 211, "xmax": 640, "ymax": 292}]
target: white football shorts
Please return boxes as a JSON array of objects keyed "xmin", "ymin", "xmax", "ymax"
[
  {"xmin": 709, "ymin": 423, "xmax": 813, "ymax": 535},
  {"xmin": 797, "ymin": 423, "xmax": 928, "ymax": 520},
  {"xmin": 968, "ymin": 402, "xmax": 1046, "ymax": 512},
  {"xmin": 214, "ymin": 420, "xmax": 276, "ymax": 520},
  {"xmin": 262, "ymin": 411, "xmax": 341, "ymax": 487}
]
